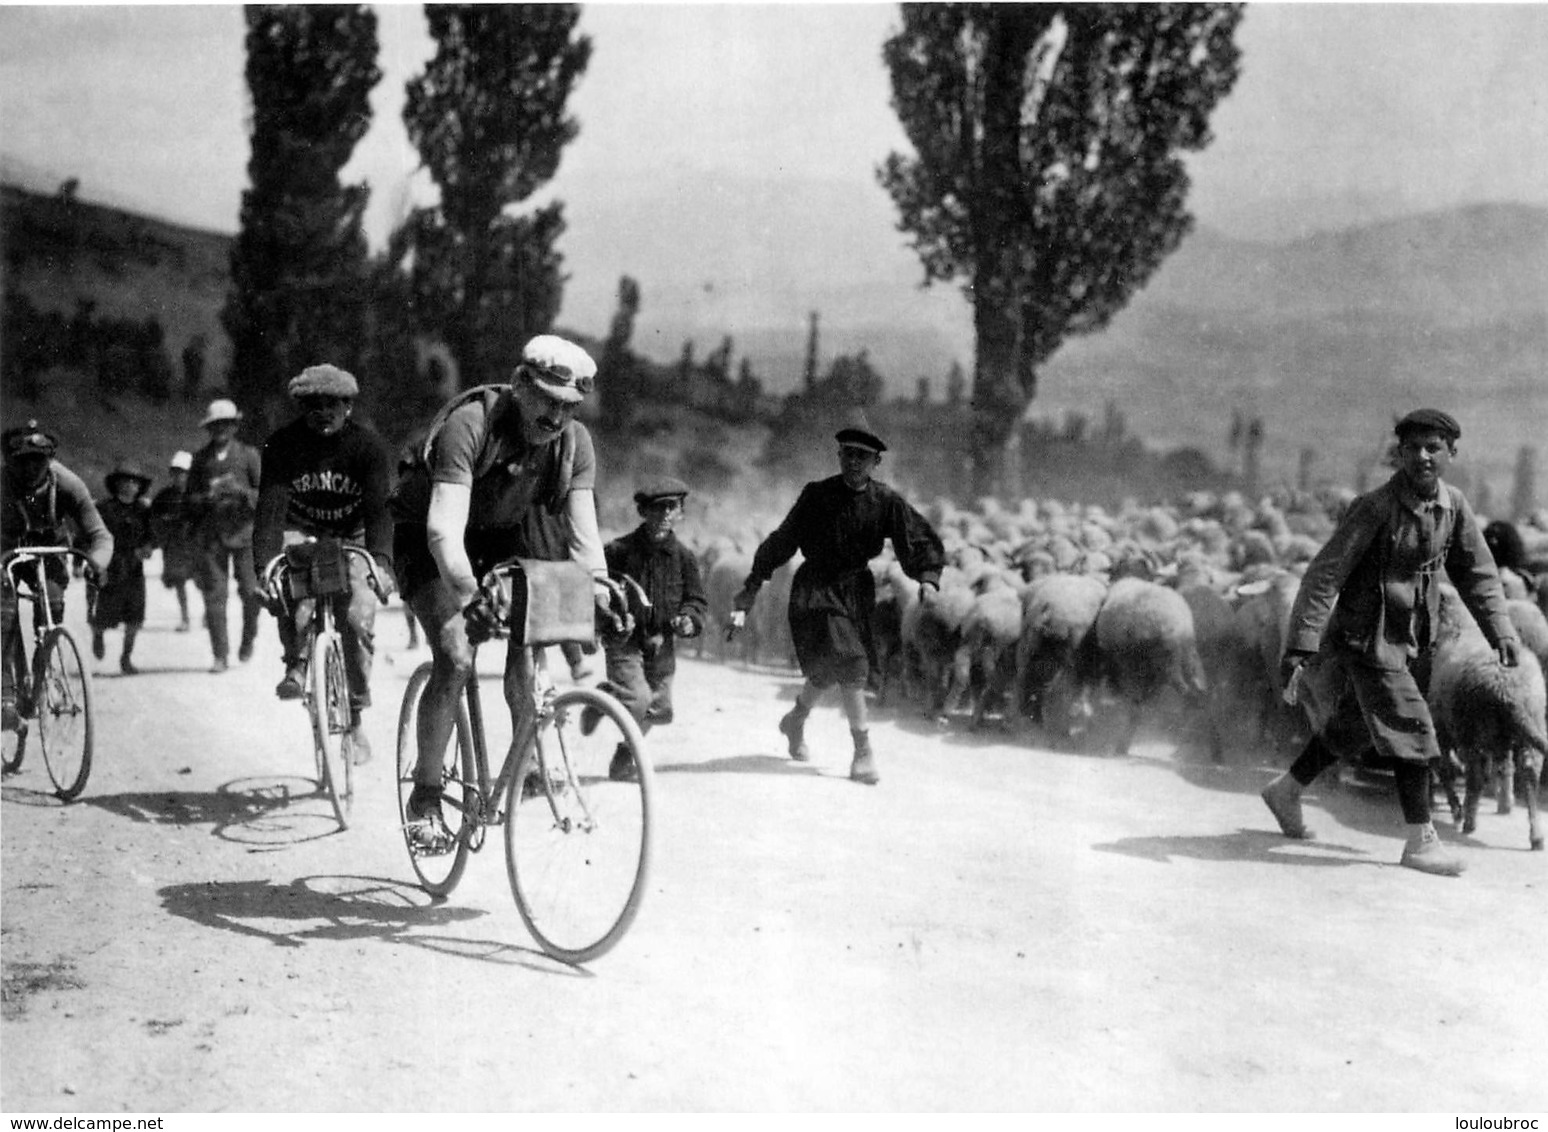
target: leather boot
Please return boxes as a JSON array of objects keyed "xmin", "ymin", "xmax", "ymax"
[
  {"xmin": 1400, "ymin": 822, "xmax": 1465, "ymax": 876},
  {"xmin": 849, "ymin": 729, "xmax": 878, "ymax": 785},
  {"xmin": 778, "ymin": 702, "xmax": 811, "ymax": 762},
  {"xmin": 1261, "ymin": 772, "xmax": 1315, "ymax": 840}
]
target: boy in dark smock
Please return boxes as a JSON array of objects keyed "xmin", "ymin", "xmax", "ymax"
[
  {"xmin": 1263, "ymin": 408, "xmax": 1520, "ymax": 876},
  {"xmin": 591, "ymin": 475, "xmax": 708, "ymax": 780},
  {"xmin": 734, "ymin": 425, "xmax": 944, "ymax": 785},
  {"xmin": 150, "ymin": 451, "xmax": 197, "ymax": 632}
]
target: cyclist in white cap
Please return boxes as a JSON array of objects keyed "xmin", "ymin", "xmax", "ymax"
[
  {"xmin": 388, "ymin": 334, "xmax": 613, "ymax": 850},
  {"xmin": 187, "ymin": 399, "xmax": 263, "ymax": 672},
  {"xmin": 150, "ymin": 451, "xmax": 197, "ymax": 632}
]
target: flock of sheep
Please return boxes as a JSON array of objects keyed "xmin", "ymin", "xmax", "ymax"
[{"xmin": 687, "ymin": 486, "xmax": 1548, "ymax": 850}]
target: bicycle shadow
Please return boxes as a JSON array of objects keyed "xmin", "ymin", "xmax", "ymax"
[
  {"xmin": 655, "ymin": 752, "xmax": 824, "ymax": 777},
  {"xmin": 0, "ymin": 781, "xmax": 69, "ymax": 807},
  {"xmin": 157, "ymin": 874, "xmax": 581, "ymax": 974},
  {"xmin": 1092, "ymin": 827, "xmax": 1376, "ymax": 868},
  {"xmin": 83, "ymin": 775, "xmax": 347, "ymax": 848}
]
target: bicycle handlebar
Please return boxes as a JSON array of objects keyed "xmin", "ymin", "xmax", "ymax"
[
  {"xmin": 260, "ymin": 542, "xmax": 389, "ymax": 605},
  {"xmin": 2, "ymin": 546, "xmax": 97, "ymax": 588}
]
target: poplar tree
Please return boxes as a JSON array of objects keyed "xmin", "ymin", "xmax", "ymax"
[
  {"xmin": 880, "ymin": 3, "xmax": 1242, "ymax": 495},
  {"xmin": 400, "ymin": 4, "xmax": 591, "ymax": 388},
  {"xmin": 223, "ymin": 4, "xmax": 380, "ymax": 430}
]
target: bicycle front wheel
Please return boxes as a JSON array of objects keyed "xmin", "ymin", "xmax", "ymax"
[
  {"xmin": 311, "ymin": 628, "xmax": 351, "ymax": 828},
  {"xmin": 35, "ymin": 628, "xmax": 92, "ymax": 801},
  {"xmin": 505, "ymin": 686, "xmax": 654, "ymax": 964},
  {"xmin": 396, "ymin": 662, "xmax": 476, "ymax": 897}
]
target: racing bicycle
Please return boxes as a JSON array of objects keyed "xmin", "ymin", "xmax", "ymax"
[
  {"xmin": 396, "ymin": 560, "xmax": 654, "ymax": 964},
  {"xmin": 1, "ymin": 546, "xmax": 97, "ymax": 800},
  {"xmin": 260, "ymin": 537, "xmax": 388, "ymax": 830}
]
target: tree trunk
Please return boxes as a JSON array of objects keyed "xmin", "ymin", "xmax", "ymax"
[{"xmin": 969, "ymin": 295, "xmax": 1030, "ymax": 500}]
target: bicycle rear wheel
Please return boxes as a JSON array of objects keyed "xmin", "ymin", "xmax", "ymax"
[
  {"xmin": 396, "ymin": 662, "xmax": 476, "ymax": 897},
  {"xmin": 311, "ymin": 628, "xmax": 351, "ymax": 828},
  {"xmin": 35, "ymin": 628, "xmax": 92, "ymax": 801},
  {"xmin": 505, "ymin": 686, "xmax": 653, "ymax": 964}
]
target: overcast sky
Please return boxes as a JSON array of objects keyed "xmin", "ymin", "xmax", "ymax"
[{"xmin": 3, "ymin": 2, "xmax": 1546, "ymax": 246}]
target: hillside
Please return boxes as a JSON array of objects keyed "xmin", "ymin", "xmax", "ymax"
[{"xmin": 4, "ymin": 179, "xmax": 1545, "ymax": 500}]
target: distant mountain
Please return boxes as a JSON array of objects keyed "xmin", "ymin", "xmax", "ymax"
[{"xmin": 5, "ymin": 172, "xmax": 1544, "ymax": 495}]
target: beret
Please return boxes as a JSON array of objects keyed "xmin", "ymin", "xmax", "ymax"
[
  {"xmin": 1394, "ymin": 408, "xmax": 1460, "ymax": 441},
  {"xmin": 835, "ymin": 426, "xmax": 887, "ymax": 454},
  {"xmin": 289, "ymin": 364, "xmax": 359, "ymax": 399},
  {"xmin": 634, "ymin": 475, "xmax": 690, "ymax": 506},
  {"xmin": 519, "ymin": 335, "xmax": 597, "ymax": 404}
]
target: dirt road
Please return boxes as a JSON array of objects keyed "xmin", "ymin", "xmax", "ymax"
[{"xmin": 3, "ymin": 576, "xmax": 1545, "ymax": 1113}]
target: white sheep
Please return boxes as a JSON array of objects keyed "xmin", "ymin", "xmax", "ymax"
[
  {"xmin": 1091, "ymin": 577, "xmax": 1209, "ymax": 756},
  {"xmin": 1428, "ymin": 587, "xmax": 1548, "ymax": 851},
  {"xmin": 947, "ymin": 569, "xmax": 1026, "ymax": 729},
  {"xmin": 1010, "ymin": 572, "xmax": 1108, "ymax": 738}
]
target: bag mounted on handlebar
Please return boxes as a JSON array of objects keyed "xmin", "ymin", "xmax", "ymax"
[
  {"xmin": 495, "ymin": 557, "xmax": 595, "ymax": 646},
  {"xmin": 284, "ymin": 537, "xmax": 350, "ymax": 601}
]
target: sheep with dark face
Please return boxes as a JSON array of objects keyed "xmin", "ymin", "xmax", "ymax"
[
  {"xmin": 1428, "ymin": 586, "xmax": 1548, "ymax": 850},
  {"xmin": 1091, "ymin": 577, "xmax": 1209, "ymax": 756}
]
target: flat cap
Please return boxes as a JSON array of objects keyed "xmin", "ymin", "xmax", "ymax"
[
  {"xmin": 835, "ymin": 426, "xmax": 887, "ymax": 454},
  {"xmin": 634, "ymin": 474, "xmax": 690, "ymax": 506},
  {"xmin": 3, "ymin": 421, "xmax": 57, "ymax": 459},
  {"xmin": 518, "ymin": 335, "xmax": 597, "ymax": 404},
  {"xmin": 1394, "ymin": 408, "xmax": 1461, "ymax": 441},
  {"xmin": 289, "ymin": 364, "xmax": 359, "ymax": 399}
]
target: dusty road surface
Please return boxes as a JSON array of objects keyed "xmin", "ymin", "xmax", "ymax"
[{"xmin": 3, "ymin": 576, "xmax": 1546, "ymax": 1114}]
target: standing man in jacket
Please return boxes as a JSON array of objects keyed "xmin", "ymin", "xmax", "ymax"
[
  {"xmin": 1262, "ymin": 408, "xmax": 1520, "ymax": 876},
  {"xmin": 188, "ymin": 399, "xmax": 264, "ymax": 672}
]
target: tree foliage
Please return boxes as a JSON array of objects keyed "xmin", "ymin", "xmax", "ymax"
[
  {"xmin": 880, "ymin": 3, "xmax": 1242, "ymax": 494},
  {"xmin": 222, "ymin": 4, "xmax": 380, "ymax": 431},
  {"xmin": 399, "ymin": 4, "xmax": 591, "ymax": 387}
]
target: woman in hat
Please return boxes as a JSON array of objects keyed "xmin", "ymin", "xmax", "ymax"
[
  {"xmin": 150, "ymin": 451, "xmax": 197, "ymax": 632},
  {"xmin": 92, "ymin": 460, "xmax": 156, "ymax": 674},
  {"xmin": 1263, "ymin": 407, "xmax": 1521, "ymax": 876},
  {"xmin": 733, "ymin": 423, "xmax": 945, "ymax": 785}
]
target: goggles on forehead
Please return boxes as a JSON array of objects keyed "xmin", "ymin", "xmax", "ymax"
[{"xmin": 521, "ymin": 361, "xmax": 594, "ymax": 398}]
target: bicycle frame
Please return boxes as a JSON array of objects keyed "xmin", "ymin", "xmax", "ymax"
[{"xmin": 2, "ymin": 546, "xmax": 92, "ymax": 694}]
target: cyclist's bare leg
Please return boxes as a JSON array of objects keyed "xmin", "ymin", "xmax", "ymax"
[{"xmin": 409, "ymin": 580, "xmax": 475, "ymax": 791}]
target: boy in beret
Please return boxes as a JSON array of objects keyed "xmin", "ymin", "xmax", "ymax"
[
  {"xmin": 733, "ymin": 423, "xmax": 945, "ymax": 785},
  {"xmin": 588, "ymin": 475, "xmax": 708, "ymax": 780},
  {"xmin": 1264, "ymin": 407, "xmax": 1520, "ymax": 876}
]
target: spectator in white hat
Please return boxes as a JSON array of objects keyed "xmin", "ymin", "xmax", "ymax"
[
  {"xmin": 187, "ymin": 398, "xmax": 263, "ymax": 671},
  {"xmin": 150, "ymin": 451, "xmax": 197, "ymax": 631},
  {"xmin": 389, "ymin": 334, "xmax": 612, "ymax": 851}
]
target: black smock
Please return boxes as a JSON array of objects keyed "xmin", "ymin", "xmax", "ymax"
[{"xmin": 744, "ymin": 476, "xmax": 944, "ymax": 688}]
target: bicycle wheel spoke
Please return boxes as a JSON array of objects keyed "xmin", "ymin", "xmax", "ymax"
[
  {"xmin": 311, "ymin": 631, "xmax": 350, "ymax": 829},
  {"xmin": 506, "ymin": 688, "xmax": 652, "ymax": 963}
]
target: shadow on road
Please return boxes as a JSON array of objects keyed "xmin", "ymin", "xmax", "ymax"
[
  {"xmin": 83, "ymin": 775, "xmax": 347, "ymax": 847},
  {"xmin": 656, "ymin": 753, "xmax": 823, "ymax": 777},
  {"xmin": 157, "ymin": 875, "xmax": 590, "ymax": 974},
  {"xmin": 1093, "ymin": 827, "xmax": 1376, "ymax": 868}
]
